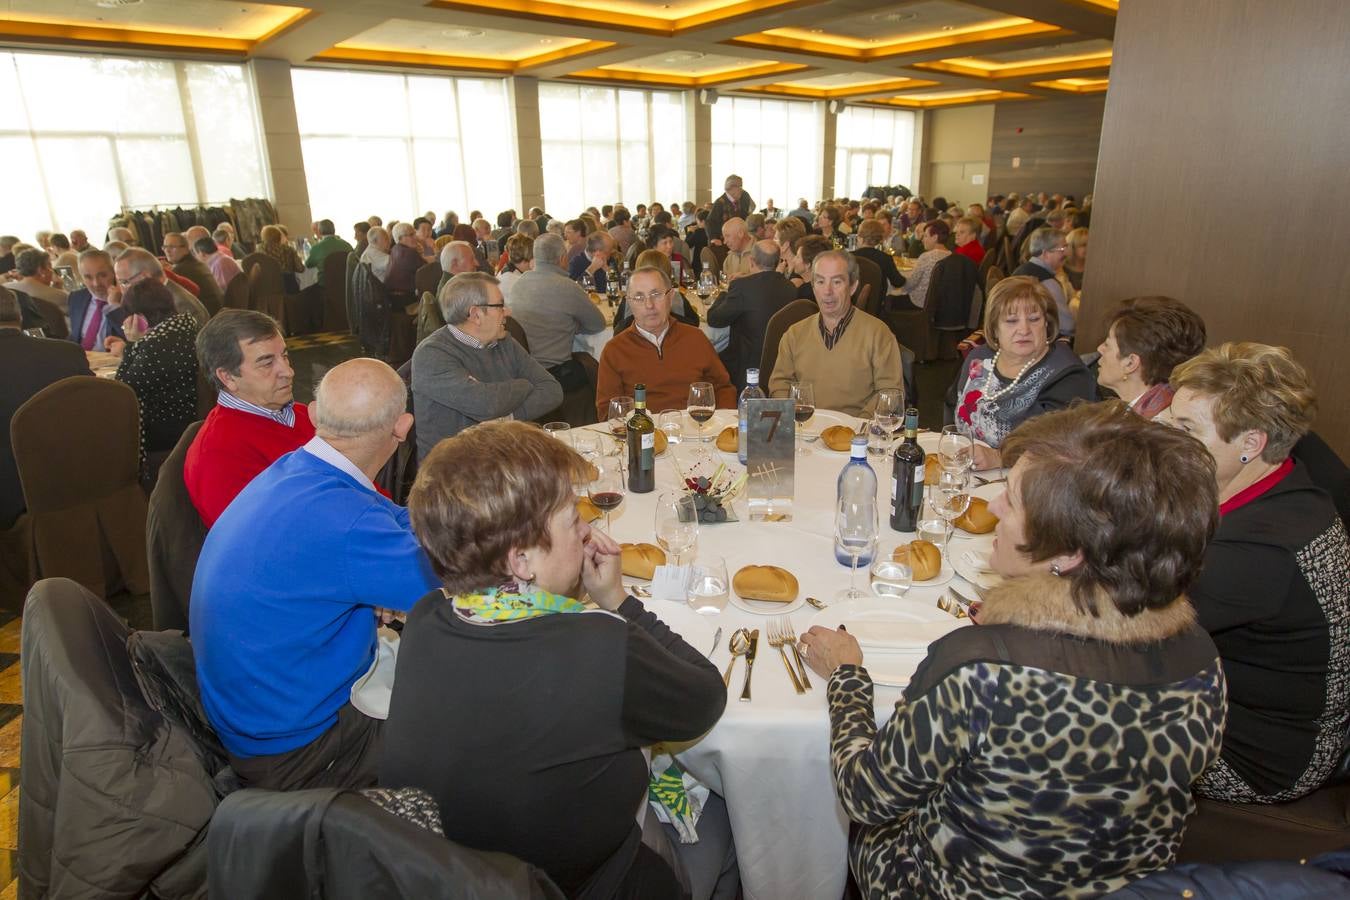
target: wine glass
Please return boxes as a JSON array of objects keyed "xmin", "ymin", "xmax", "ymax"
[
  {"xmin": 658, "ymin": 409, "xmax": 683, "ymax": 445},
  {"xmin": 870, "ymin": 388, "xmax": 903, "ymax": 455},
  {"xmin": 933, "ymin": 471, "xmax": 972, "ymax": 559},
  {"xmin": 655, "ymin": 492, "xmax": 699, "ymax": 566},
  {"xmin": 687, "ymin": 554, "xmax": 730, "ymax": 616},
  {"xmin": 938, "ymin": 425, "xmax": 974, "ymax": 474},
  {"xmin": 588, "ymin": 459, "xmax": 625, "ymax": 531},
  {"xmin": 696, "ymin": 271, "xmax": 715, "ymax": 300},
  {"xmin": 607, "ymin": 396, "xmax": 634, "ymax": 448},
  {"xmin": 790, "ymin": 381, "xmax": 815, "ymax": 455},
  {"xmin": 543, "ymin": 421, "xmax": 571, "ymax": 446},
  {"xmin": 834, "ymin": 496, "xmax": 878, "ymax": 602},
  {"xmin": 687, "ymin": 382, "xmax": 716, "ymax": 442},
  {"xmin": 580, "ymin": 272, "xmax": 595, "ymax": 292}
]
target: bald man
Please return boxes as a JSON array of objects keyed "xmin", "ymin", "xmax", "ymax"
[
  {"xmin": 191, "ymin": 357, "xmax": 439, "ymax": 792},
  {"xmin": 719, "ymin": 217, "xmax": 754, "ymax": 281}
]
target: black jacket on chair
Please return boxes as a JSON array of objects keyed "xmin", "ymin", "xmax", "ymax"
[{"xmin": 705, "ymin": 269, "xmax": 798, "ymax": 390}]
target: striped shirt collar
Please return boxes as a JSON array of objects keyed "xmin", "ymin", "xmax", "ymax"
[
  {"xmin": 217, "ymin": 390, "xmax": 297, "ymax": 427},
  {"xmin": 817, "ymin": 305, "xmax": 856, "ymax": 350},
  {"xmin": 301, "ymin": 435, "xmax": 375, "ymax": 494},
  {"xmin": 448, "ymin": 323, "xmax": 496, "ymax": 350}
]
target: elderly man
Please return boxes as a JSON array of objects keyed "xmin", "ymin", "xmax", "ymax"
[
  {"xmin": 569, "ymin": 230, "xmax": 616, "ymax": 292},
  {"xmin": 1013, "ymin": 227, "xmax": 1075, "ymax": 339},
  {"xmin": 471, "ymin": 218, "xmax": 495, "ymax": 268},
  {"xmin": 192, "ymin": 358, "xmax": 438, "ymax": 791},
  {"xmin": 193, "ymin": 236, "xmax": 243, "ymax": 295},
  {"xmin": 360, "ymin": 226, "xmax": 392, "ymax": 282},
  {"xmin": 706, "ymin": 240, "xmax": 797, "ymax": 392},
  {"xmin": 107, "ymin": 226, "xmax": 137, "ymax": 246},
  {"xmin": 706, "ymin": 174, "xmax": 755, "ymax": 246},
  {"xmin": 165, "ymin": 231, "xmax": 224, "ymax": 314},
  {"xmin": 718, "ymin": 218, "xmax": 754, "ymax": 280},
  {"xmin": 303, "ymin": 220, "xmax": 353, "ymax": 283},
  {"xmin": 384, "ymin": 222, "xmax": 423, "ymax": 300},
  {"xmin": 184, "ymin": 310, "xmax": 316, "ymax": 527},
  {"xmin": 768, "ymin": 250, "xmax": 902, "ymax": 418},
  {"xmin": 596, "ymin": 266, "xmax": 735, "ymax": 419},
  {"xmin": 68, "ymin": 249, "xmax": 129, "ymax": 351},
  {"xmin": 68, "ymin": 230, "xmax": 92, "ymax": 254},
  {"xmin": 113, "ymin": 248, "xmax": 209, "ymax": 336},
  {"xmin": 746, "ymin": 213, "xmax": 770, "ymax": 242},
  {"xmin": 509, "ymin": 233, "xmax": 607, "ymax": 392},
  {"xmin": 411, "ymin": 272, "xmax": 561, "ymax": 459},
  {"xmin": 9, "ymin": 248, "xmax": 69, "ymax": 321},
  {"xmin": 416, "ymin": 239, "xmax": 477, "ymax": 343},
  {"xmin": 213, "ymin": 226, "xmax": 238, "ymax": 260}
]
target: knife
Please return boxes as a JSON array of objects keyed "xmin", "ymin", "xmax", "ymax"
[
  {"xmin": 708, "ymin": 626, "xmax": 722, "ymax": 659},
  {"xmin": 740, "ymin": 629, "xmax": 759, "ymax": 702}
]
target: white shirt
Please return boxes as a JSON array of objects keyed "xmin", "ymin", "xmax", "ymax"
[
  {"xmin": 635, "ymin": 320, "xmax": 670, "ymax": 351},
  {"xmin": 361, "ymin": 245, "xmax": 391, "ymax": 282},
  {"xmin": 301, "ymin": 435, "xmax": 376, "ymax": 493}
]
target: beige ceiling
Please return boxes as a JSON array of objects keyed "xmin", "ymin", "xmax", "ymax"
[{"xmin": 0, "ymin": 0, "xmax": 1117, "ymax": 107}]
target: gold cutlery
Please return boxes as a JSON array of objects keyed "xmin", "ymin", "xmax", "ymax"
[
  {"xmin": 739, "ymin": 629, "xmax": 759, "ymax": 702},
  {"xmin": 782, "ymin": 615, "xmax": 811, "ymax": 690},
  {"xmin": 767, "ymin": 619, "xmax": 805, "ymax": 694},
  {"xmin": 723, "ymin": 628, "xmax": 751, "ymax": 687}
]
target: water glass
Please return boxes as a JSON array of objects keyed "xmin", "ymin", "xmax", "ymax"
[
  {"xmin": 655, "ymin": 492, "xmax": 699, "ymax": 565},
  {"xmin": 870, "ymin": 558, "xmax": 913, "ymax": 599},
  {"xmin": 938, "ymin": 425, "xmax": 974, "ymax": 474},
  {"xmin": 658, "ymin": 409, "xmax": 684, "ymax": 445},
  {"xmin": 869, "ymin": 410, "xmax": 900, "ymax": 456},
  {"xmin": 687, "ymin": 554, "xmax": 730, "ymax": 616},
  {"xmin": 934, "ymin": 471, "xmax": 972, "ymax": 557},
  {"xmin": 917, "ymin": 497, "xmax": 950, "ymax": 549},
  {"xmin": 580, "ymin": 272, "xmax": 595, "ymax": 292},
  {"xmin": 543, "ymin": 421, "xmax": 571, "ymax": 445}
]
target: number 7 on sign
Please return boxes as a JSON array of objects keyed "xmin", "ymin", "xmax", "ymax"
[{"xmin": 760, "ymin": 410, "xmax": 781, "ymax": 441}]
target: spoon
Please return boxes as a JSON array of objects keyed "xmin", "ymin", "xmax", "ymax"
[{"xmin": 722, "ymin": 628, "xmax": 751, "ymax": 687}]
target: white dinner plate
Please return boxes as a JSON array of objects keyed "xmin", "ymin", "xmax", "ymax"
[
  {"xmin": 728, "ymin": 591, "xmax": 807, "ymax": 617},
  {"xmin": 806, "ymin": 597, "xmax": 967, "ymax": 686},
  {"xmin": 953, "ymin": 547, "xmax": 1004, "ymax": 592}
]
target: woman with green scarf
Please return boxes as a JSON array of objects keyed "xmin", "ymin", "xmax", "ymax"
[{"xmin": 380, "ymin": 420, "xmax": 734, "ymax": 899}]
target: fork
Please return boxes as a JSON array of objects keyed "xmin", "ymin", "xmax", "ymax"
[
  {"xmin": 767, "ymin": 619, "xmax": 805, "ymax": 694},
  {"xmin": 781, "ymin": 615, "xmax": 812, "ymax": 691},
  {"xmin": 972, "ymin": 473, "xmax": 1007, "ymax": 486}
]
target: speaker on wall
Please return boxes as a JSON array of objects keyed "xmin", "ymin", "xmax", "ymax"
[
  {"xmin": 827, "ymin": 99, "xmax": 843, "ymax": 115},
  {"xmin": 698, "ymin": 88, "xmax": 719, "ymax": 106}
]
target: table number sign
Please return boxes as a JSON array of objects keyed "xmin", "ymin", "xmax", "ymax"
[{"xmin": 746, "ymin": 397, "xmax": 795, "ymax": 521}]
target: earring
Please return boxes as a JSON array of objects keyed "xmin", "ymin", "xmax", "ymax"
[
  {"xmin": 1239, "ymin": 454, "xmax": 1249, "ymax": 463},
  {"xmin": 1050, "ymin": 564, "xmax": 1062, "ymax": 577}
]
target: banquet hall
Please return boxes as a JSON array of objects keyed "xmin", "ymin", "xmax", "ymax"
[{"xmin": 2, "ymin": 0, "xmax": 1350, "ymax": 896}]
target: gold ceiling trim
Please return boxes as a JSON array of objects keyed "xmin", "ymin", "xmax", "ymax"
[
  {"xmin": 1031, "ymin": 77, "xmax": 1109, "ymax": 93},
  {"xmin": 739, "ymin": 77, "xmax": 940, "ymax": 99},
  {"xmin": 913, "ymin": 51, "xmax": 1111, "ymax": 80},
  {"xmin": 873, "ymin": 89, "xmax": 1031, "ymax": 109},
  {"xmin": 0, "ymin": 11, "xmax": 313, "ymax": 55},
  {"xmin": 425, "ymin": 0, "xmax": 818, "ymax": 37},
  {"xmin": 724, "ymin": 20, "xmax": 1063, "ymax": 62},
  {"xmin": 313, "ymin": 39, "xmax": 618, "ymax": 72},
  {"xmin": 567, "ymin": 60, "xmax": 807, "ymax": 87}
]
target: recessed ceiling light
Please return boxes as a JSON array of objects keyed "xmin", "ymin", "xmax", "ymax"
[
  {"xmin": 870, "ymin": 11, "xmax": 917, "ymax": 23},
  {"xmin": 539, "ymin": 38, "xmax": 554, "ymax": 44},
  {"xmin": 662, "ymin": 50, "xmax": 706, "ymax": 63},
  {"xmin": 95, "ymin": 0, "xmax": 142, "ymax": 8},
  {"xmin": 440, "ymin": 27, "xmax": 484, "ymax": 39},
  {"xmin": 940, "ymin": 24, "xmax": 955, "ymax": 31},
  {"xmin": 809, "ymin": 27, "xmax": 824, "ymax": 33}
]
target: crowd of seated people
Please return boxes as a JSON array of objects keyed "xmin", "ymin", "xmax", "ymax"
[{"xmin": 6, "ymin": 184, "xmax": 1349, "ymax": 900}]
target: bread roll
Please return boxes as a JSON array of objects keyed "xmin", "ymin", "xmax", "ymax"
[
  {"xmin": 620, "ymin": 542, "xmax": 666, "ymax": 580},
  {"xmin": 576, "ymin": 496, "xmax": 602, "ymax": 523},
  {"xmin": 820, "ymin": 425, "xmax": 857, "ymax": 452},
  {"xmin": 732, "ymin": 565, "xmax": 799, "ymax": 603},
  {"xmin": 924, "ymin": 456, "xmax": 942, "ymax": 486},
  {"xmin": 892, "ymin": 540, "xmax": 942, "ymax": 581},
  {"xmin": 653, "ymin": 429, "xmax": 668, "ymax": 456},
  {"xmin": 715, "ymin": 426, "xmax": 738, "ymax": 453},
  {"xmin": 954, "ymin": 496, "xmax": 998, "ymax": 534}
]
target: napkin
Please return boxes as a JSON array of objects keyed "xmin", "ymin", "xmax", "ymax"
[
  {"xmin": 648, "ymin": 750, "xmax": 708, "ymax": 843},
  {"xmin": 847, "ymin": 621, "xmax": 957, "ymax": 652}
]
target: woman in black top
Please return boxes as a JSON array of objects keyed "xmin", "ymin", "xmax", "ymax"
[
  {"xmin": 1171, "ymin": 343, "xmax": 1350, "ymax": 803},
  {"xmin": 115, "ymin": 279, "xmax": 199, "ymax": 454},
  {"xmin": 382, "ymin": 421, "xmax": 733, "ymax": 899},
  {"xmin": 851, "ymin": 220, "xmax": 906, "ymax": 293}
]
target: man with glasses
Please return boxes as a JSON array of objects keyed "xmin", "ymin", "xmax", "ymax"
[
  {"xmin": 109, "ymin": 249, "xmax": 209, "ymax": 346},
  {"xmin": 165, "ymin": 231, "xmax": 224, "ymax": 315},
  {"xmin": 1013, "ymin": 227, "xmax": 1075, "ymax": 340},
  {"xmin": 595, "ymin": 266, "xmax": 735, "ymax": 420},
  {"xmin": 411, "ymin": 272, "xmax": 561, "ymax": 459}
]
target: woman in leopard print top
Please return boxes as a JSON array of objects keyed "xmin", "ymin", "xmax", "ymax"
[{"xmin": 801, "ymin": 402, "xmax": 1228, "ymax": 899}]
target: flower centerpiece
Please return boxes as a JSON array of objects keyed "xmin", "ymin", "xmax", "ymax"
[{"xmin": 675, "ymin": 444, "xmax": 747, "ymax": 523}]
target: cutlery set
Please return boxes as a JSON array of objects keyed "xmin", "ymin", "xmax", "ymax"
[{"xmin": 721, "ymin": 619, "xmax": 811, "ymax": 700}]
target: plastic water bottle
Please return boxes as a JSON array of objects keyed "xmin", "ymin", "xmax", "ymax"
[
  {"xmin": 737, "ymin": 368, "xmax": 764, "ymax": 464},
  {"xmin": 836, "ymin": 436, "xmax": 877, "ymax": 567}
]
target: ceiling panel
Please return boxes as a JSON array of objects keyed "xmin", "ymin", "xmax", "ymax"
[
  {"xmin": 599, "ymin": 51, "xmax": 770, "ymax": 77},
  {"xmin": 337, "ymin": 19, "xmax": 590, "ymax": 59},
  {"xmin": 775, "ymin": 72, "xmax": 910, "ymax": 88},
  {"xmin": 0, "ymin": 0, "xmax": 301, "ymax": 38},
  {"xmin": 961, "ymin": 37, "xmax": 1111, "ymax": 64},
  {"xmin": 760, "ymin": 0, "xmax": 1029, "ymax": 48}
]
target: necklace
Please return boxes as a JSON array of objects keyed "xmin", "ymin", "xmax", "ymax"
[{"xmin": 981, "ymin": 350, "xmax": 1043, "ymax": 402}]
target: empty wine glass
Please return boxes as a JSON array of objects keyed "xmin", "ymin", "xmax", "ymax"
[
  {"xmin": 834, "ymin": 496, "xmax": 878, "ymax": 601},
  {"xmin": 580, "ymin": 272, "xmax": 595, "ymax": 292},
  {"xmin": 658, "ymin": 409, "xmax": 684, "ymax": 445},
  {"xmin": 933, "ymin": 471, "xmax": 972, "ymax": 559},
  {"xmin": 607, "ymin": 396, "xmax": 634, "ymax": 447},
  {"xmin": 543, "ymin": 421, "xmax": 571, "ymax": 446},
  {"xmin": 687, "ymin": 382, "xmax": 716, "ymax": 442},
  {"xmin": 938, "ymin": 425, "xmax": 974, "ymax": 474},
  {"xmin": 655, "ymin": 492, "xmax": 699, "ymax": 566},
  {"xmin": 790, "ymin": 381, "xmax": 815, "ymax": 455},
  {"xmin": 687, "ymin": 554, "xmax": 729, "ymax": 616},
  {"xmin": 588, "ymin": 458, "xmax": 625, "ymax": 531}
]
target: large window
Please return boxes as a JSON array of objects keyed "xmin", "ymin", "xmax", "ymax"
[
  {"xmin": 833, "ymin": 106, "xmax": 917, "ymax": 199},
  {"xmin": 0, "ymin": 51, "xmax": 269, "ymax": 242},
  {"xmin": 711, "ymin": 97, "xmax": 821, "ymax": 209},
  {"xmin": 291, "ymin": 69, "xmax": 518, "ymax": 231},
  {"xmin": 538, "ymin": 84, "xmax": 687, "ymax": 217}
]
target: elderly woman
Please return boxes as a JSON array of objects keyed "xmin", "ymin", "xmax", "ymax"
[
  {"xmin": 1063, "ymin": 226, "xmax": 1089, "ymax": 292},
  {"xmin": 1170, "ymin": 343, "xmax": 1350, "ymax": 804},
  {"xmin": 815, "ymin": 204, "xmax": 845, "ymax": 245},
  {"xmin": 950, "ymin": 276, "xmax": 1094, "ymax": 469},
  {"xmin": 495, "ymin": 232, "xmax": 533, "ymax": 300},
  {"xmin": 359, "ymin": 226, "xmax": 392, "ymax": 282},
  {"xmin": 115, "ymin": 279, "xmax": 200, "ymax": 455},
  {"xmin": 1096, "ymin": 296, "xmax": 1206, "ymax": 418},
  {"xmin": 258, "ymin": 224, "xmax": 303, "ymax": 287},
  {"xmin": 381, "ymin": 422, "xmax": 734, "ymax": 899},
  {"xmin": 801, "ymin": 401, "xmax": 1227, "ymax": 899}
]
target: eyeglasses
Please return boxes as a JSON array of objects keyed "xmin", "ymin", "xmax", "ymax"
[
  {"xmin": 474, "ymin": 303, "xmax": 507, "ymax": 309},
  {"xmin": 116, "ymin": 270, "xmax": 151, "ymax": 288},
  {"xmin": 627, "ymin": 289, "xmax": 671, "ymax": 306}
]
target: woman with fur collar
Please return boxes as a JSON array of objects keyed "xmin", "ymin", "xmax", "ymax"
[{"xmin": 800, "ymin": 401, "xmax": 1228, "ymax": 899}]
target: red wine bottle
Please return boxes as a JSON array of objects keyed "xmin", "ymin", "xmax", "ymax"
[{"xmin": 890, "ymin": 407, "xmax": 925, "ymax": 532}]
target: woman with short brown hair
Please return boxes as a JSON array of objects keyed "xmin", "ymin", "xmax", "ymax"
[
  {"xmin": 1171, "ymin": 343, "xmax": 1350, "ymax": 804},
  {"xmin": 382, "ymin": 421, "xmax": 734, "ymax": 899},
  {"xmin": 1096, "ymin": 296, "xmax": 1206, "ymax": 418},
  {"xmin": 802, "ymin": 401, "xmax": 1226, "ymax": 899}
]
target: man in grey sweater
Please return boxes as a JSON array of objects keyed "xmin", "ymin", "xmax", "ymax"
[
  {"xmin": 412, "ymin": 272, "xmax": 562, "ymax": 460},
  {"xmin": 508, "ymin": 233, "xmax": 607, "ymax": 372}
]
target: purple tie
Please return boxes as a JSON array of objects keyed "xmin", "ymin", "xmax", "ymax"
[{"xmin": 81, "ymin": 298, "xmax": 106, "ymax": 351}]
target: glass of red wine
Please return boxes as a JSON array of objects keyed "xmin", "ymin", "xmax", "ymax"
[
  {"xmin": 687, "ymin": 381, "xmax": 716, "ymax": 442},
  {"xmin": 588, "ymin": 458, "xmax": 625, "ymax": 532},
  {"xmin": 790, "ymin": 380, "xmax": 815, "ymax": 455}
]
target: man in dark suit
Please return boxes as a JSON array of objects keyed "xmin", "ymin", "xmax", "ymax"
[
  {"xmin": 67, "ymin": 249, "xmax": 128, "ymax": 351},
  {"xmin": 705, "ymin": 240, "xmax": 798, "ymax": 391},
  {"xmin": 1, "ymin": 287, "xmax": 94, "ymax": 529}
]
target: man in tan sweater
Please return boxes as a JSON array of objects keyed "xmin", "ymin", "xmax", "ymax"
[
  {"xmin": 767, "ymin": 250, "xmax": 902, "ymax": 418},
  {"xmin": 596, "ymin": 267, "xmax": 735, "ymax": 419}
]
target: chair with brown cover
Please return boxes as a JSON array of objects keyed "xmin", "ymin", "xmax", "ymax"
[
  {"xmin": 927, "ymin": 253, "xmax": 982, "ymax": 361},
  {"xmin": 1178, "ymin": 782, "xmax": 1350, "ymax": 865},
  {"xmin": 416, "ymin": 291, "xmax": 445, "ymax": 345},
  {"xmin": 222, "ymin": 272, "xmax": 250, "ymax": 311},
  {"xmin": 147, "ymin": 420, "xmax": 205, "ymax": 633},
  {"xmin": 415, "ymin": 261, "xmax": 442, "ymax": 300},
  {"xmin": 851, "ymin": 254, "xmax": 885, "ymax": 318},
  {"xmin": 241, "ymin": 253, "xmax": 285, "ymax": 324},
  {"xmin": 759, "ymin": 299, "xmax": 818, "ymax": 383},
  {"xmin": 985, "ymin": 264, "xmax": 1005, "ymax": 299},
  {"xmin": 700, "ymin": 245, "xmax": 727, "ymax": 282},
  {"xmin": 505, "ymin": 317, "xmax": 529, "ymax": 353},
  {"xmin": 323, "ymin": 250, "xmax": 351, "ymax": 333},
  {"xmin": 11, "ymin": 376, "xmax": 148, "ymax": 599}
]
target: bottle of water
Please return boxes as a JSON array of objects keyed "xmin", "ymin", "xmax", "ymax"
[
  {"xmin": 737, "ymin": 368, "xmax": 764, "ymax": 464},
  {"xmin": 836, "ymin": 436, "xmax": 877, "ymax": 567}
]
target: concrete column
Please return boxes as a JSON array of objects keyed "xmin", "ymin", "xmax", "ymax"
[
  {"xmin": 821, "ymin": 103, "xmax": 837, "ymax": 199},
  {"xmin": 247, "ymin": 58, "xmax": 311, "ymax": 235},
  {"xmin": 511, "ymin": 77, "xmax": 545, "ymax": 213},
  {"xmin": 690, "ymin": 94, "xmax": 712, "ymax": 203}
]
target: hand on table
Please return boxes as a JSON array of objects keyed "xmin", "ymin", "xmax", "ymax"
[
  {"xmin": 582, "ymin": 527, "xmax": 626, "ymax": 611},
  {"xmin": 103, "ymin": 336, "xmax": 126, "ymax": 356},
  {"xmin": 972, "ymin": 443, "xmax": 1002, "ymax": 471},
  {"xmin": 800, "ymin": 625, "xmax": 863, "ymax": 678}
]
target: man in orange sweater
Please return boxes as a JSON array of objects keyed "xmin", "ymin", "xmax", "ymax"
[
  {"xmin": 184, "ymin": 310, "xmax": 316, "ymax": 527},
  {"xmin": 595, "ymin": 266, "xmax": 735, "ymax": 420}
]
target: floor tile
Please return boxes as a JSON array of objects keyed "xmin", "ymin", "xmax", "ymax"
[
  {"xmin": 0, "ymin": 621, "xmax": 17, "ymax": 656},
  {"xmin": 0, "ymin": 667, "xmax": 17, "ymax": 707},
  {"xmin": 0, "ymin": 718, "xmax": 21, "ymax": 770},
  {"xmin": 0, "ymin": 785, "xmax": 16, "ymax": 852},
  {"xmin": 0, "ymin": 873, "xmax": 15, "ymax": 899}
]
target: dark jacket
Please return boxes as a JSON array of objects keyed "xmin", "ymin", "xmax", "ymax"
[
  {"xmin": 928, "ymin": 252, "xmax": 980, "ymax": 330},
  {"xmin": 66, "ymin": 287, "xmax": 129, "ymax": 347},
  {"xmin": 0, "ymin": 330, "xmax": 92, "ymax": 529},
  {"xmin": 705, "ymin": 191, "xmax": 755, "ymax": 245},
  {"xmin": 1103, "ymin": 850, "xmax": 1350, "ymax": 899},
  {"xmin": 173, "ymin": 256, "xmax": 225, "ymax": 314},
  {"xmin": 705, "ymin": 269, "xmax": 798, "ymax": 390},
  {"xmin": 853, "ymin": 246, "xmax": 906, "ymax": 290}
]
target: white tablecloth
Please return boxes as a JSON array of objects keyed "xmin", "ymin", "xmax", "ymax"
[
  {"xmin": 572, "ymin": 290, "xmax": 729, "ymax": 359},
  {"xmin": 588, "ymin": 409, "xmax": 994, "ymax": 899}
]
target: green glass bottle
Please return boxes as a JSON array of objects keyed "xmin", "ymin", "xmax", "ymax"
[{"xmin": 626, "ymin": 383, "xmax": 656, "ymax": 493}]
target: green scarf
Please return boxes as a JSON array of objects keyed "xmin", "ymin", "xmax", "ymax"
[{"xmin": 452, "ymin": 584, "xmax": 588, "ymax": 622}]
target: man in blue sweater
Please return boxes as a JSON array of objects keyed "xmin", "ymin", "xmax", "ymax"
[{"xmin": 191, "ymin": 357, "xmax": 439, "ymax": 791}]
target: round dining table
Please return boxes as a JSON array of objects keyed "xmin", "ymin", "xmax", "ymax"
[{"xmin": 582, "ymin": 407, "xmax": 999, "ymax": 900}]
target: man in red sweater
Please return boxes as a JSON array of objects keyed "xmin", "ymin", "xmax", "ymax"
[
  {"xmin": 184, "ymin": 310, "xmax": 315, "ymax": 527},
  {"xmin": 595, "ymin": 266, "xmax": 735, "ymax": 419},
  {"xmin": 953, "ymin": 216, "xmax": 986, "ymax": 267}
]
